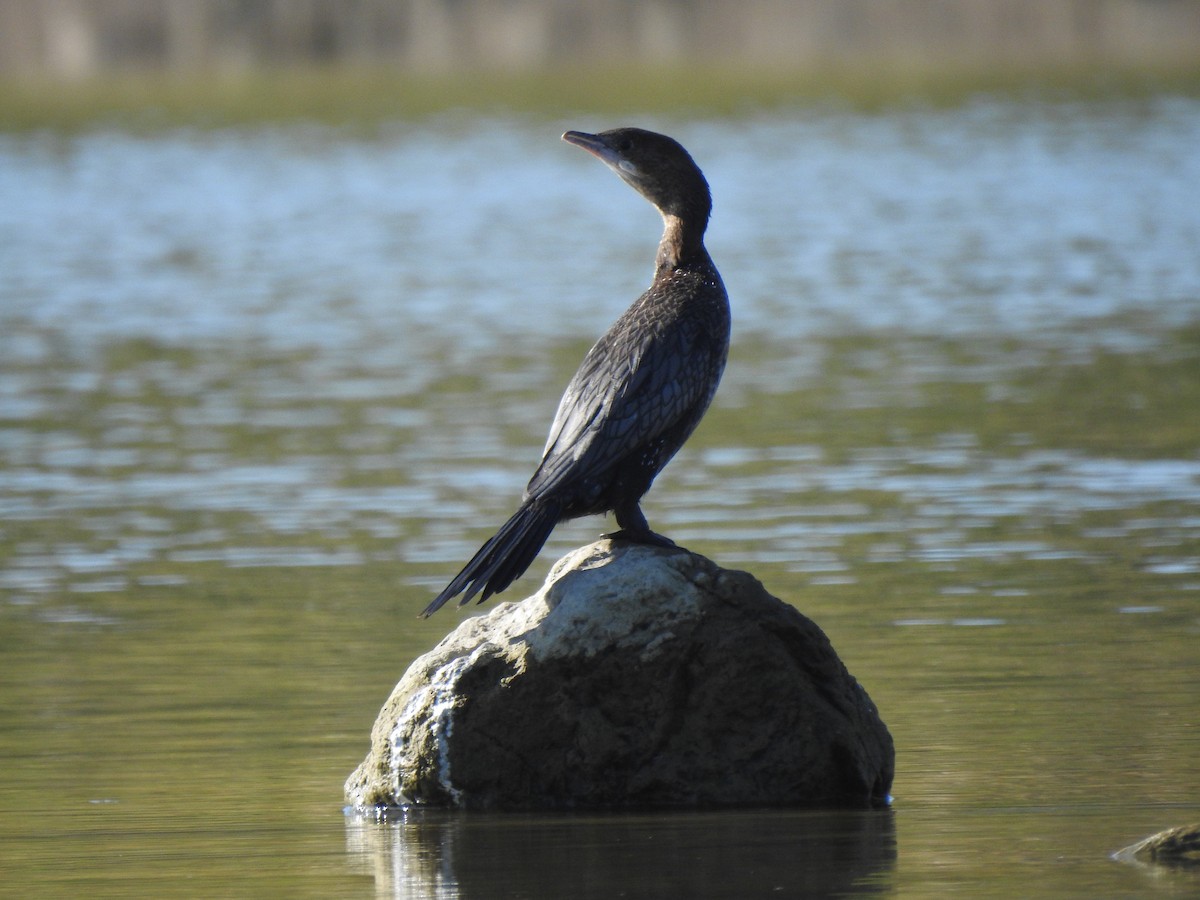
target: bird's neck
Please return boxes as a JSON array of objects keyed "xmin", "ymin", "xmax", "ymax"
[{"xmin": 655, "ymin": 213, "xmax": 708, "ymax": 276}]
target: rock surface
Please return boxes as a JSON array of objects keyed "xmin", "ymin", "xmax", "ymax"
[
  {"xmin": 345, "ymin": 540, "xmax": 894, "ymax": 811},
  {"xmin": 1114, "ymin": 823, "xmax": 1200, "ymax": 868}
]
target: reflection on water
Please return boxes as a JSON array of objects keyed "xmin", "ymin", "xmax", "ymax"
[
  {"xmin": 345, "ymin": 808, "xmax": 896, "ymax": 899},
  {"xmin": 2, "ymin": 99, "xmax": 1200, "ymax": 896}
]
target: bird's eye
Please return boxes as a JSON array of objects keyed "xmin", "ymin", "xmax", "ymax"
[{"xmin": 617, "ymin": 137, "xmax": 634, "ymax": 153}]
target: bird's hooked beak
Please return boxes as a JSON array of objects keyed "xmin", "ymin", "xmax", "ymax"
[{"xmin": 562, "ymin": 130, "xmax": 640, "ymax": 178}]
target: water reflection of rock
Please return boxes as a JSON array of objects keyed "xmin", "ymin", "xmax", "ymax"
[{"xmin": 345, "ymin": 807, "xmax": 896, "ymax": 899}]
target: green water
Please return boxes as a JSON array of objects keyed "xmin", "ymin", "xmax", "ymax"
[
  {"xmin": 3, "ymin": 327, "xmax": 1198, "ymax": 897},
  {"xmin": 2, "ymin": 103, "xmax": 1199, "ymax": 896}
]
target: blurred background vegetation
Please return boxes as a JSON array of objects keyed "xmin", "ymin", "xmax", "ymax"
[{"xmin": 1, "ymin": 0, "xmax": 1198, "ymax": 127}]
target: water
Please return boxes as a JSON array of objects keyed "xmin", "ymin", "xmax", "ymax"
[{"xmin": 2, "ymin": 98, "xmax": 1199, "ymax": 897}]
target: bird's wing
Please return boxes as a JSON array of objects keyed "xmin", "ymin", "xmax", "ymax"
[{"xmin": 525, "ymin": 294, "xmax": 712, "ymax": 500}]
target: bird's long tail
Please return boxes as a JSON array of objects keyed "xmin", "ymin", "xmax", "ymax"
[{"xmin": 420, "ymin": 499, "xmax": 562, "ymax": 617}]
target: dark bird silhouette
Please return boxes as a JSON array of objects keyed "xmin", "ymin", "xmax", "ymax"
[{"xmin": 421, "ymin": 127, "xmax": 730, "ymax": 617}]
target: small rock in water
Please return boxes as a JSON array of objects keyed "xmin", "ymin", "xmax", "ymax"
[
  {"xmin": 346, "ymin": 540, "xmax": 894, "ymax": 811},
  {"xmin": 1114, "ymin": 823, "xmax": 1200, "ymax": 867}
]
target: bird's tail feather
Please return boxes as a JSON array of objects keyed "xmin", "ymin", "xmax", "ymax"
[{"xmin": 420, "ymin": 500, "xmax": 561, "ymax": 617}]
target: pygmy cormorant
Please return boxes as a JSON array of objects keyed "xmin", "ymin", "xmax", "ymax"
[{"xmin": 421, "ymin": 127, "xmax": 730, "ymax": 617}]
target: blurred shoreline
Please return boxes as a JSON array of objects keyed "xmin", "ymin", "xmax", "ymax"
[
  {"xmin": 3, "ymin": 0, "xmax": 1199, "ymax": 79},
  {"xmin": 3, "ymin": 61, "xmax": 1199, "ymax": 131},
  {"xmin": 3, "ymin": 0, "xmax": 1198, "ymax": 128}
]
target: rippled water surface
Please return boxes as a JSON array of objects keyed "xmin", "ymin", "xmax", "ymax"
[{"xmin": 2, "ymin": 99, "xmax": 1199, "ymax": 897}]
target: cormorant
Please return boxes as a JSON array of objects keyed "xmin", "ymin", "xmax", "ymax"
[{"xmin": 421, "ymin": 127, "xmax": 730, "ymax": 617}]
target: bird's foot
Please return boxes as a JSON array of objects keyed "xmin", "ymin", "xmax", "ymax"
[{"xmin": 601, "ymin": 528, "xmax": 677, "ymax": 549}]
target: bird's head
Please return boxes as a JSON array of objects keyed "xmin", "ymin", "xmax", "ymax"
[{"xmin": 562, "ymin": 128, "xmax": 711, "ymax": 228}]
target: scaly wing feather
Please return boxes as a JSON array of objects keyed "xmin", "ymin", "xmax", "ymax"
[{"xmin": 526, "ymin": 287, "xmax": 713, "ymax": 500}]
